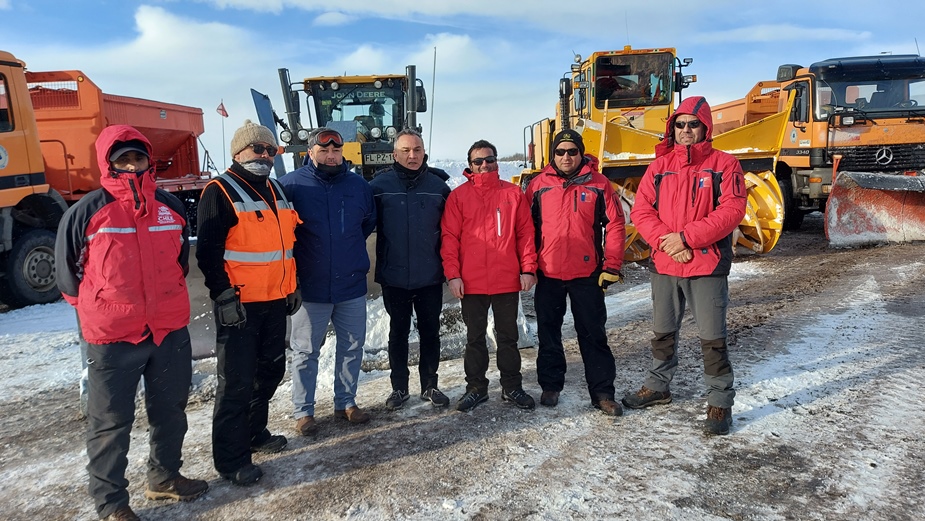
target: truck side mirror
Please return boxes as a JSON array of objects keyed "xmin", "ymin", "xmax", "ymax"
[{"xmin": 415, "ymin": 85, "xmax": 427, "ymax": 112}]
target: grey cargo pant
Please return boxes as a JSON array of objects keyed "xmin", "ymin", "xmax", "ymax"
[{"xmin": 646, "ymin": 273, "xmax": 735, "ymax": 408}]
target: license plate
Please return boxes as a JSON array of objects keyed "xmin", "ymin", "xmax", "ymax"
[{"xmin": 364, "ymin": 152, "xmax": 393, "ymax": 165}]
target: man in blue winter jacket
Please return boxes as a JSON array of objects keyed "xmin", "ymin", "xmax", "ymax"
[{"xmin": 280, "ymin": 128, "xmax": 376, "ymax": 435}]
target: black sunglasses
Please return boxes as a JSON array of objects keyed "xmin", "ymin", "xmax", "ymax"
[
  {"xmin": 470, "ymin": 156, "xmax": 497, "ymax": 166},
  {"xmin": 250, "ymin": 143, "xmax": 278, "ymax": 157},
  {"xmin": 674, "ymin": 120, "xmax": 703, "ymax": 130},
  {"xmin": 554, "ymin": 148, "xmax": 580, "ymax": 157}
]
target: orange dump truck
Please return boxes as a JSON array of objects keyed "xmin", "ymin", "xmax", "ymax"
[{"xmin": 0, "ymin": 50, "xmax": 212, "ymax": 307}]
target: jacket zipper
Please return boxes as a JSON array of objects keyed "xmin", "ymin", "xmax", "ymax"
[
  {"xmin": 129, "ymin": 178, "xmax": 141, "ymax": 210},
  {"xmin": 496, "ymin": 208, "xmax": 502, "ymax": 237},
  {"xmin": 573, "ymin": 191, "xmax": 578, "ymax": 212}
]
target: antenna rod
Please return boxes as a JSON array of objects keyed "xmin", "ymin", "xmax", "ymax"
[{"xmin": 429, "ymin": 46, "xmax": 437, "ymax": 151}]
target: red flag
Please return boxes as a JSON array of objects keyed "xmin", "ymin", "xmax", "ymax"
[{"xmin": 216, "ymin": 101, "xmax": 228, "ymax": 118}]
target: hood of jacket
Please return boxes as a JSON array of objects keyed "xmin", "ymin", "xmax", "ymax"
[
  {"xmin": 95, "ymin": 125, "xmax": 157, "ymax": 210},
  {"xmin": 462, "ymin": 168, "xmax": 501, "ymax": 188},
  {"xmin": 655, "ymin": 96, "xmax": 715, "ymax": 162}
]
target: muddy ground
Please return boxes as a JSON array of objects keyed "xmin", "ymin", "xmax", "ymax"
[{"xmin": 2, "ymin": 213, "xmax": 924, "ymax": 520}]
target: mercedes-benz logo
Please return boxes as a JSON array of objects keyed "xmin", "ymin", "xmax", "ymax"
[{"xmin": 874, "ymin": 147, "xmax": 894, "ymax": 165}]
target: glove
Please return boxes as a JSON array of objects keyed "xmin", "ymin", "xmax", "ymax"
[
  {"xmin": 215, "ymin": 287, "xmax": 246, "ymax": 328},
  {"xmin": 598, "ymin": 269, "xmax": 624, "ymax": 289},
  {"xmin": 286, "ymin": 288, "xmax": 302, "ymax": 316}
]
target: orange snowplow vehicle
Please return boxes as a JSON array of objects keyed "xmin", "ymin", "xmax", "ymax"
[
  {"xmin": 712, "ymin": 54, "xmax": 925, "ymax": 247},
  {"xmin": 0, "ymin": 50, "xmax": 213, "ymax": 307}
]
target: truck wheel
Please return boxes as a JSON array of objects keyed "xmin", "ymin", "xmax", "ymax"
[
  {"xmin": 0, "ymin": 229, "xmax": 61, "ymax": 308},
  {"xmin": 779, "ymin": 176, "xmax": 804, "ymax": 231}
]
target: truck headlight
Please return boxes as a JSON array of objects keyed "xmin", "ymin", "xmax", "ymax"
[
  {"xmin": 370, "ymin": 127, "xmax": 382, "ymax": 139},
  {"xmin": 280, "ymin": 130, "xmax": 293, "ymax": 144},
  {"xmin": 386, "ymin": 126, "xmax": 397, "ymax": 138},
  {"xmin": 297, "ymin": 129, "xmax": 310, "ymax": 142}
]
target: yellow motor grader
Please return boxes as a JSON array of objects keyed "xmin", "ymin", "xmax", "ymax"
[{"xmin": 517, "ymin": 46, "xmax": 787, "ymax": 261}]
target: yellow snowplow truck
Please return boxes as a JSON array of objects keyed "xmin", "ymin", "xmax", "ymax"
[
  {"xmin": 712, "ymin": 54, "xmax": 925, "ymax": 247},
  {"xmin": 518, "ymin": 46, "xmax": 787, "ymax": 261},
  {"xmin": 253, "ymin": 66, "xmax": 427, "ymax": 180}
]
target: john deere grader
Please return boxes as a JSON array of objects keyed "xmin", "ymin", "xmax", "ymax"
[{"xmin": 517, "ymin": 46, "xmax": 788, "ymax": 261}]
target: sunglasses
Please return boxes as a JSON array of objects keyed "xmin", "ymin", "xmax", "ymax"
[
  {"xmin": 470, "ymin": 156, "xmax": 497, "ymax": 166},
  {"xmin": 674, "ymin": 120, "xmax": 703, "ymax": 130},
  {"xmin": 311, "ymin": 130, "xmax": 344, "ymax": 147},
  {"xmin": 250, "ymin": 143, "xmax": 278, "ymax": 157},
  {"xmin": 554, "ymin": 148, "xmax": 581, "ymax": 157}
]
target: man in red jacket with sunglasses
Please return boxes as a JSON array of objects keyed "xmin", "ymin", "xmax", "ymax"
[
  {"xmin": 441, "ymin": 139, "xmax": 538, "ymax": 412},
  {"xmin": 624, "ymin": 96, "xmax": 747, "ymax": 436}
]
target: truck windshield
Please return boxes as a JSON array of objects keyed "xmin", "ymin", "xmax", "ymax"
[
  {"xmin": 815, "ymin": 75, "xmax": 925, "ymax": 119},
  {"xmin": 593, "ymin": 52, "xmax": 674, "ymax": 109},
  {"xmin": 311, "ymin": 83, "xmax": 404, "ymax": 138}
]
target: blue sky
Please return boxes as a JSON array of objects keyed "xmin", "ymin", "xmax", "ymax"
[{"xmin": 2, "ymin": 0, "xmax": 923, "ymax": 166}]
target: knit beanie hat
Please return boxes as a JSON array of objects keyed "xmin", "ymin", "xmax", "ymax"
[
  {"xmin": 551, "ymin": 129, "xmax": 585, "ymax": 157},
  {"xmin": 230, "ymin": 119, "xmax": 277, "ymax": 156}
]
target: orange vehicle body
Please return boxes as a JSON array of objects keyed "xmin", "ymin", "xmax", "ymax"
[{"xmin": 0, "ymin": 50, "xmax": 212, "ymax": 307}]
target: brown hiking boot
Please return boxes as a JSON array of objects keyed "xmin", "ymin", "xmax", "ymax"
[
  {"xmin": 144, "ymin": 474, "xmax": 208, "ymax": 501},
  {"xmin": 705, "ymin": 405, "xmax": 732, "ymax": 435},
  {"xmin": 593, "ymin": 398, "xmax": 624, "ymax": 417},
  {"xmin": 296, "ymin": 416, "xmax": 318, "ymax": 436},
  {"xmin": 103, "ymin": 506, "xmax": 140, "ymax": 521},
  {"xmin": 621, "ymin": 386, "xmax": 672, "ymax": 409},
  {"xmin": 334, "ymin": 406, "xmax": 371, "ymax": 424}
]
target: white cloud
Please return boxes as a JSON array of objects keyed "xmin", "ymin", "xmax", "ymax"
[
  {"xmin": 313, "ymin": 11, "xmax": 355, "ymax": 26},
  {"xmin": 696, "ymin": 24, "xmax": 870, "ymax": 44}
]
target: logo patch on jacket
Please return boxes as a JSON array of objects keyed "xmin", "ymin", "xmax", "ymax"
[
  {"xmin": 698, "ymin": 176, "xmax": 713, "ymax": 190},
  {"xmin": 580, "ymin": 192, "xmax": 587, "ymax": 202},
  {"xmin": 157, "ymin": 205, "xmax": 176, "ymax": 224}
]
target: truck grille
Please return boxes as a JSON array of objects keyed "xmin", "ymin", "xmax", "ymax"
[{"xmin": 830, "ymin": 143, "xmax": 925, "ymax": 172}]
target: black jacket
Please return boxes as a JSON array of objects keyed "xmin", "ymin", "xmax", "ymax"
[{"xmin": 369, "ymin": 163, "xmax": 451, "ymax": 289}]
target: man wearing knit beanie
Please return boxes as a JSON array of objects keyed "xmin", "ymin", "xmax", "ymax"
[
  {"xmin": 524, "ymin": 127, "xmax": 626, "ymax": 417},
  {"xmin": 196, "ymin": 119, "xmax": 300, "ymax": 486}
]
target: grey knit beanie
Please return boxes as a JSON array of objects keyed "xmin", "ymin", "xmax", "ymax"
[{"xmin": 230, "ymin": 119, "xmax": 277, "ymax": 156}]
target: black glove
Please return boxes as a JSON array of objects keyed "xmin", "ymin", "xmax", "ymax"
[
  {"xmin": 215, "ymin": 287, "xmax": 246, "ymax": 328},
  {"xmin": 286, "ymin": 288, "xmax": 302, "ymax": 316},
  {"xmin": 598, "ymin": 268, "xmax": 624, "ymax": 289}
]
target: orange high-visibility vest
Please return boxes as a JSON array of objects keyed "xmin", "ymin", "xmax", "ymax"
[{"xmin": 209, "ymin": 172, "xmax": 299, "ymax": 303}]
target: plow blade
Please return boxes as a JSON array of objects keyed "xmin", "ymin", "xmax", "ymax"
[
  {"xmin": 737, "ymin": 170, "xmax": 784, "ymax": 254},
  {"xmin": 826, "ymin": 171, "xmax": 925, "ymax": 247}
]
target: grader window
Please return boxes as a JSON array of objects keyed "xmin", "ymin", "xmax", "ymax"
[{"xmin": 593, "ymin": 53, "xmax": 673, "ymax": 109}]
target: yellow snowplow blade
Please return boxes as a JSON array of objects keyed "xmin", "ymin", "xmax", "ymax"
[
  {"xmin": 738, "ymin": 170, "xmax": 784, "ymax": 253},
  {"xmin": 825, "ymin": 171, "xmax": 925, "ymax": 247}
]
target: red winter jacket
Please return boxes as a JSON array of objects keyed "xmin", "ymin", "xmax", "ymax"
[
  {"xmin": 630, "ymin": 96, "xmax": 747, "ymax": 277},
  {"xmin": 441, "ymin": 170, "xmax": 537, "ymax": 294},
  {"xmin": 55, "ymin": 125, "xmax": 191, "ymax": 345},
  {"xmin": 525, "ymin": 156, "xmax": 625, "ymax": 280}
]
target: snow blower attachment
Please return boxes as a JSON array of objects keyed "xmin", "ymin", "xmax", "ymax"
[{"xmin": 825, "ymin": 171, "xmax": 925, "ymax": 247}]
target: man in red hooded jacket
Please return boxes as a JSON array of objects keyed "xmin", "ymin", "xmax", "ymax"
[
  {"xmin": 441, "ymin": 139, "xmax": 538, "ymax": 412},
  {"xmin": 524, "ymin": 129, "xmax": 626, "ymax": 416},
  {"xmin": 56, "ymin": 125, "xmax": 207, "ymax": 520},
  {"xmin": 623, "ymin": 96, "xmax": 747, "ymax": 436}
]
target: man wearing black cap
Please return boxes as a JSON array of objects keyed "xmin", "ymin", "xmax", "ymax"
[
  {"xmin": 196, "ymin": 119, "xmax": 300, "ymax": 486},
  {"xmin": 523, "ymin": 129, "xmax": 626, "ymax": 416},
  {"xmin": 56, "ymin": 125, "xmax": 207, "ymax": 520}
]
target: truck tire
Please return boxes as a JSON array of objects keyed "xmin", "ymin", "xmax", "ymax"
[
  {"xmin": 779, "ymin": 176, "xmax": 805, "ymax": 231},
  {"xmin": 0, "ymin": 229, "xmax": 61, "ymax": 308}
]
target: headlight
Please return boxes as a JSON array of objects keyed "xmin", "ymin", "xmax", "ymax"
[
  {"xmin": 842, "ymin": 115, "xmax": 855, "ymax": 126},
  {"xmin": 374, "ymin": 80, "xmax": 382, "ymax": 89},
  {"xmin": 280, "ymin": 130, "xmax": 292, "ymax": 144},
  {"xmin": 331, "ymin": 81, "xmax": 339, "ymax": 91},
  {"xmin": 386, "ymin": 126, "xmax": 397, "ymax": 138},
  {"xmin": 370, "ymin": 127, "xmax": 382, "ymax": 139},
  {"xmin": 297, "ymin": 128, "xmax": 310, "ymax": 141}
]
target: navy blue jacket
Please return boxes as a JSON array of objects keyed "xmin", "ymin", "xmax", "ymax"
[
  {"xmin": 368, "ymin": 164, "xmax": 450, "ymax": 289},
  {"xmin": 280, "ymin": 161, "xmax": 376, "ymax": 303}
]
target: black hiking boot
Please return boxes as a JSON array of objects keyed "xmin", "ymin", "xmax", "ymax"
[
  {"xmin": 144, "ymin": 474, "xmax": 209, "ymax": 501},
  {"xmin": 502, "ymin": 388, "xmax": 536, "ymax": 410},
  {"xmin": 385, "ymin": 389, "xmax": 410, "ymax": 410},
  {"xmin": 421, "ymin": 387, "xmax": 450, "ymax": 407},
  {"xmin": 250, "ymin": 434, "xmax": 287, "ymax": 454},
  {"xmin": 456, "ymin": 391, "xmax": 488, "ymax": 412}
]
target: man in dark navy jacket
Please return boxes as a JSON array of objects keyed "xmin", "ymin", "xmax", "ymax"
[{"xmin": 369, "ymin": 129, "xmax": 452, "ymax": 411}]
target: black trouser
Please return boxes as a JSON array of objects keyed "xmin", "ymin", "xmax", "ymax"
[
  {"xmin": 382, "ymin": 284, "xmax": 443, "ymax": 393},
  {"xmin": 461, "ymin": 292, "xmax": 522, "ymax": 394},
  {"xmin": 535, "ymin": 272, "xmax": 616, "ymax": 401},
  {"xmin": 86, "ymin": 328, "xmax": 192, "ymax": 519},
  {"xmin": 212, "ymin": 299, "xmax": 287, "ymax": 474}
]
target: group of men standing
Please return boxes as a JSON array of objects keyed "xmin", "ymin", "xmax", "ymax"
[{"xmin": 56, "ymin": 95, "xmax": 744, "ymax": 521}]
